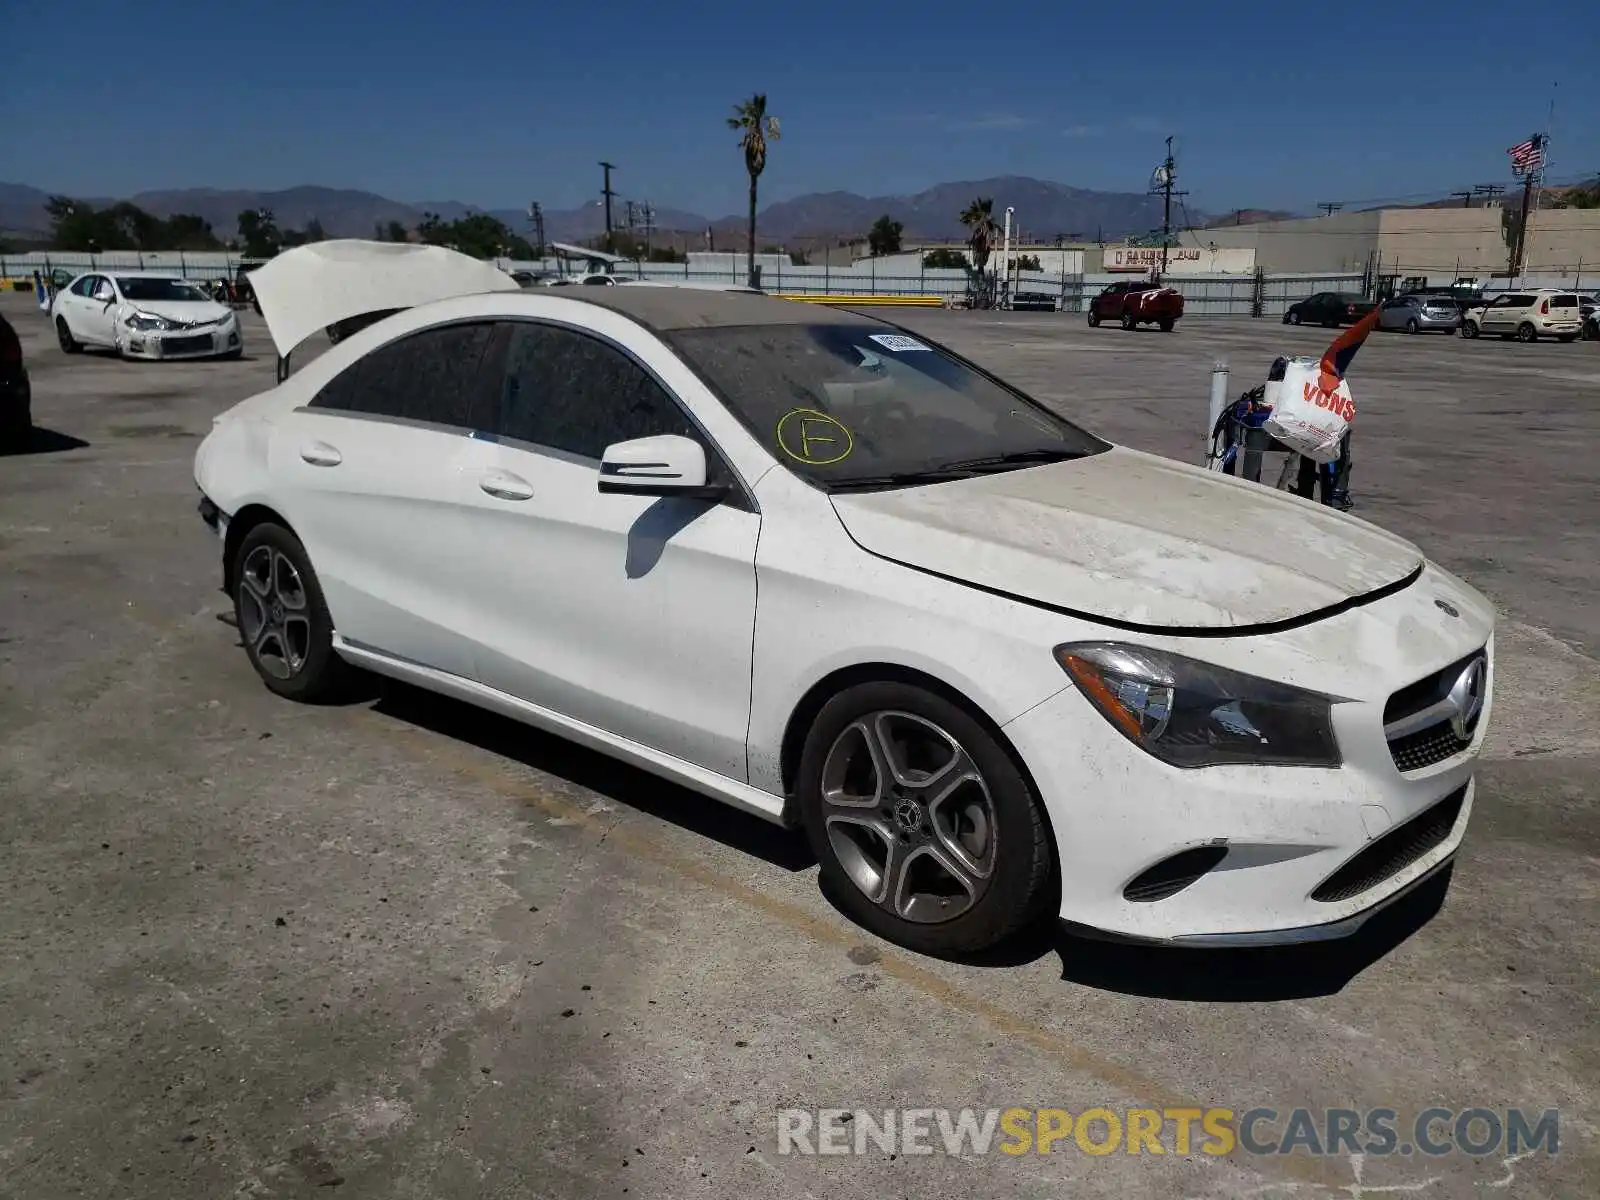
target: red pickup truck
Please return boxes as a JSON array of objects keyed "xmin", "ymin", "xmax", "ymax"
[{"xmin": 1087, "ymin": 282, "xmax": 1184, "ymax": 331}]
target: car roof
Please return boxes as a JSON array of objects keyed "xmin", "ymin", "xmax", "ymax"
[{"xmin": 558, "ymin": 287, "xmax": 882, "ymax": 331}]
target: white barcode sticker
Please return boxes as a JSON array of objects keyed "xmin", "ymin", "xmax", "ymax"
[{"xmin": 867, "ymin": 333, "xmax": 932, "ymax": 352}]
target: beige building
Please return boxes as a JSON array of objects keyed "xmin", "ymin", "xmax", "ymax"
[{"xmin": 1192, "ymin": 206, "xmax": 1600, "ymax": 280}]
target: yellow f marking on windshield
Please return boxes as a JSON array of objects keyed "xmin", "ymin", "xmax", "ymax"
[{"xmin": 776, "ymin": 408, "xmax": 854, "ymax": 465}]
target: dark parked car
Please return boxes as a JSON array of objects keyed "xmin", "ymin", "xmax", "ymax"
[
  {"xmin": 1087, "ymin": 281, "xmax": 1183, "ymax": 330},
  {"xmin": 1009, "ymin": 290, "xmax": 1056, "ymax": 312},
  {"xmin": 1283, "ymin": 292, "xmax": 1378, "ymax": 327},
  {"xmin": 1, "ymin": 311, "xmax": 32, "ymax": 451}
]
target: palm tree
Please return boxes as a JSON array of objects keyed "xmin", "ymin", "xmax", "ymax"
[
  {"xmin": 960, "ymin": 197, "xmax": 1000, "ymax": 273},
  {"xmin": 728, "ymin": 94, "xmax": 781, "ymax": 287}
]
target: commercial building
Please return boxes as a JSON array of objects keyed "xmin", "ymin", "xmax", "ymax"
[{"xmin": 1189, "ymin": 206, "xmax": 1600, "ymax": 283}]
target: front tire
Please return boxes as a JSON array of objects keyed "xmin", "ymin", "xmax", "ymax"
[
  {"xmin": 1405, "ymin": 318, "xmax": 1419, "ymax": 334},
  {"xmin": 231, "ymin": 522, "xmax": 353, "ymax": 703},
  {"xmin": 1158, "ymin": 317, "xmax": 1175, "ymax": 332},
  {"xmin": 55, "ymin": 317, "xmax": 82, "ymax": 354},
  {"xmin": 1460, "ymin": 320, "xmax": 1479, "ymax": 339},
  {"xmin": 796, "ymin": 682, "xmax": 1053, "ymax": 956}
]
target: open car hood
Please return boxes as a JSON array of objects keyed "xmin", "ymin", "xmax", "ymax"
[
  {"xmin": 248, "ymin": 239, "xmax": 520, "ymax": 357},
  {"xmin": 830, "ymin": 447, "xmax": 1424, "ymax": 632}
]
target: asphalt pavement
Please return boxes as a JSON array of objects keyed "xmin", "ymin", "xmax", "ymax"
[{"xmin": 1, "ymin": 293, "xmax": 1595, "ymax": 1198}]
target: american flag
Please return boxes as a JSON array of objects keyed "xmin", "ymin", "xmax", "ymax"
[{"xmin": 1508, "ymin": 136, "xmax": 1545, "ymax": 175}]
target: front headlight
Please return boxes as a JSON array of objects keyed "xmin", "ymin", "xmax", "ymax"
[
  {"xmin": 125, "ymin": 311, "xmax": 170, "ymax": 332},
  {"xmin": 1054, "ymin": 641, "xmax": 1341, "ymax": 769}
]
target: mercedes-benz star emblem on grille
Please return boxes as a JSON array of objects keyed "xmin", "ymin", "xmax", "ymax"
[
  {"xmin": 1435, "ymin": 599, "xmax": 1460, "ymax": 618},
  {"xmin": 1445, "ymin": 657, "xmax": 1487, "ymax": 740}
]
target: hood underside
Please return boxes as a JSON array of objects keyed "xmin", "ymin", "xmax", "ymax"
[{"xmin": 830, "ymin": 446, "xmax": 1424, "ymax": 632}]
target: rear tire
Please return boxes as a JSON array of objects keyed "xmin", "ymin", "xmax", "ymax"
[
  {"xmin": 230, "ymin": 522, "xmax": 354, "ymax": 703},
  {"xmin": 55, "ymin": 317, "xmax": 82, "ymax": 354},
  {"xmin": 1120, "ymin": 310, "xmax": 1137, "ymax": 330},
  {"xmin": 796, "ymin": 681, "xmax": 1054, "ymax": 956},
  {"xmin": 1516, "ymin": 322, "xmax": 1537, "ymax": 343},
  {"xmin": 1288, "ymin": 310, "xmax": 1302, "ymax": 325}
]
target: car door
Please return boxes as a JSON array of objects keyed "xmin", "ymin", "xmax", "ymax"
[
  {"xmin": 81, "ymin": 276, "xmax": 120, "ymax": 344},
  {"xmin": 1480, "ymin": 294, "xmax": 1520, "ymax": 333},
  {"xmin": 271, "ymin": 319, "xmax": 503, "ymax": 681},
  {"xmin": 467, "ymin": 318, "xmax": 760, "ymax": 781},
  {"xmin": 1377, "ymin": 297, "xmax": 1406, "ymax": 330}
]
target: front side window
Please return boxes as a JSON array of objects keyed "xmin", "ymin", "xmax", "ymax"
[
  {"xmin": 490, "ymin": 322, "xmax": 723, "ymax": 472},
  {"xmin": 71, "ymin": 276, "xmax": 98, "ymax": 298},
  {"xmin": 308, "ymin": 321, "xmax": 497, "ymax": 428},
  {"xmin": 668, "ymin": 322, "xmax": 1107, "ymax": 490}
]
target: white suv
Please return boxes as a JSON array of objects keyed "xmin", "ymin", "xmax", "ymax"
[{"xmin": 1460, "ymin": 290, "xmax": 1585, "ymax": 342}]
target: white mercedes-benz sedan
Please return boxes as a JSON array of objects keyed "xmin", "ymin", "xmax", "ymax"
[
  {"xmin": 52, "ymin": 271, "xmax": 243, "ymax": 360},
  {"xmin": 194, "ymin": 240, "xmax": 1493, "ymax": 957}
]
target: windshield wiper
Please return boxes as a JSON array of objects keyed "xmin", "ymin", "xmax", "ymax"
[
  {"xmin": 826, "ymin": 468, "xmax": 980, "ymax": 493},
  {"xmin": 925, "ymin": 448, "xmax": 1086, "ymax": 473}
]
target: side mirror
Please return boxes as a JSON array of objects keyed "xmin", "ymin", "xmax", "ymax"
[{"xmin": 598, "ymin": 434, "xmax": 726, "ymax": 500}]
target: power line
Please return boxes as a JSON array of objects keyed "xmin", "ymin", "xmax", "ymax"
[{"xmin": 1317, "ymin": 202, "xmax": 1344, "ymax": 216}]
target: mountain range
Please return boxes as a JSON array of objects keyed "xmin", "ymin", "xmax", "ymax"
[{"xmin": 0, "ymin": 178, "xmax": 1281, "ymax": 247}]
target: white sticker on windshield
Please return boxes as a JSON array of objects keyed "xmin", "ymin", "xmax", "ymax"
[{"xmin": 867, "ymin": 333, "xmax": 932, "ymax": 352}]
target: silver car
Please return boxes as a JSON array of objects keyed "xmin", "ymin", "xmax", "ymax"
[{"xmin": 1378, "ymin": 293, "xmax": 1462, "ymax": 334}]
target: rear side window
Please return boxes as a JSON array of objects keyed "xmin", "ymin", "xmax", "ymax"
[
  {"xmin": 1550, "ymin": 295, "xmax": 1578, "ymax": 308},
  {"xmin": 309, "ymin": 321, "xmax": 498, "ymax": 429}
]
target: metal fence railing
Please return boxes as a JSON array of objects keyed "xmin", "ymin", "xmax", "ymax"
[{"xmin": 1, "ymin": 250, "xmax": 1379, "ymax": 317}]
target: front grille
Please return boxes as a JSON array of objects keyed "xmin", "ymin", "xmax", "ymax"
[
  {"xmin": 1390, "ymin": 723, "xmax": 1473, "ymax": 772},
  {"xmin": 1383, "ymin": 647, "xmax": 1487, "ymax": 773},
  {"xmin": 1311, "ymin": 786, "xmax": 1465, "ymax": 903},
  {"xmin": 163, "ymin": 334, "xmax": 213, "ymax": 355},
  {"xmin": 1122, "ymin": 845, "xmax": 1229, "ymax": 903}
]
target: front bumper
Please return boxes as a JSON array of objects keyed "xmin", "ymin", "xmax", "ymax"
[
  {"xmin": 122, "ymin": 322, "xmax": 241, "ymax": 359},
  {"xmin": 1003, "ymin": 575, "xmax": 1492, "ymax": 946}
]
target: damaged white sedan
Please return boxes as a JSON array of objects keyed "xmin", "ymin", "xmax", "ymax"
[
  {"xmin": 53, "ymin": 271, "xmax": 243, "ymax": 360},
  {"xmin": 194, "ymin": 240, "xmax": 1493, "ymax": 957}
]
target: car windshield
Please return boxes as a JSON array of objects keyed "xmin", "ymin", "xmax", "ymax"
[
  {"xmin": 668, "ymin": 322, "xmax": 1108, "ymax": 489},
  {"xmin": 116, "ymin": 277, "xmax": 206, "ymax": 302}
]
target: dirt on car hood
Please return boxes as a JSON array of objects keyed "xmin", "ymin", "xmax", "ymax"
[{"xmin": 829, "ymin": 446, "xmax": 1424, "ymax": 631}]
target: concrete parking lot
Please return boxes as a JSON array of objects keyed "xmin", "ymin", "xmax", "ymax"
[{"xmin": 2, "ymin": 293, "xmax": 1596, "ymax": 1199}]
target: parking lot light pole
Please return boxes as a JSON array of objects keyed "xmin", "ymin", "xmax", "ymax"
[{"xmin": 1001, "ymin": 207, "xmax": 1014, "ymax": 308}]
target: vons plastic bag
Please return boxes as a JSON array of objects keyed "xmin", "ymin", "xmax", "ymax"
[
  {"xmin": 1263, "ymin": 305, "xmax": 1380, "ymax": 462},
  {"xmin": 1263, "ymin": 358, "xmax": 1355, "ymax": 462}
]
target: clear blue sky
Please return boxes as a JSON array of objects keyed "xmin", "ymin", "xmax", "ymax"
[{"xmin": 4, "ymin": 0, "xmax": 1594, "ymax": 217}]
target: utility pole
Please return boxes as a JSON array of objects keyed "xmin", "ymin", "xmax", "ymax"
[
  {"xmin": 1473, "ymin": 183, "xmax": 1504, "ymax": 207},
  {"xmin": 1507, "ymin": 134, "xmax": 1547, "ymax": 278},
  {"xmin": 1151, "ymin": 137, "xmax": 1187, "ymax": 280},
  {"xmin": 1451, "ymin": 190, "xmax": 1473, "ymax": 208},
  {"xmin": 527, "ymin": 202, "xmax": 546, "ymax": 259},
  {"xmin": 598, "ymin": 161, "xmax": 617, "ymax": 254},
  {"xmin": 641, "ymin": 203, "xmax": 656, "ymax": 259},
  {"xmin": 1317, "ymin": 202, "xmax": 1344, "ymax": 217}
]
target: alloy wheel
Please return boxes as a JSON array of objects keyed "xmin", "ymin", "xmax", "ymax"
[
  {"xmin": 818, "ymin": 711, "xmax": 998, "ymax": 924},
  {"xmin": 237, "ymin": 545, "xmax": 312, "ymax": 679}
]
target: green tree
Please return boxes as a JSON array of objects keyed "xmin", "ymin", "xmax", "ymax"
[
  {"xmin": 385, "ymin": 219, "xmax": 409, "ymax": 242},
  {"xmin": 922, "ymin": 247, "xmax": 968, "ymax": 269},
  {"xmin": 1015, "ymin": 253, "xmax": 1042, "ymax": 272},
  {"xmin": 959, "ymin": 198, "xmax": 999, "ymax": 277},
  {"xmin": 304, "ymin": 217, "xmax": 327, "ymax": 242},
  {"xmin": 727, "ymin": 93, "xmax": 780, "ymax": 287},
  {"xmin": 237, "ymin": 208, "xmax": 282, "ymax": 258},
  {"xmin": 867, "ymin": 214, "xmax": 903, "ymax": 256}
]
